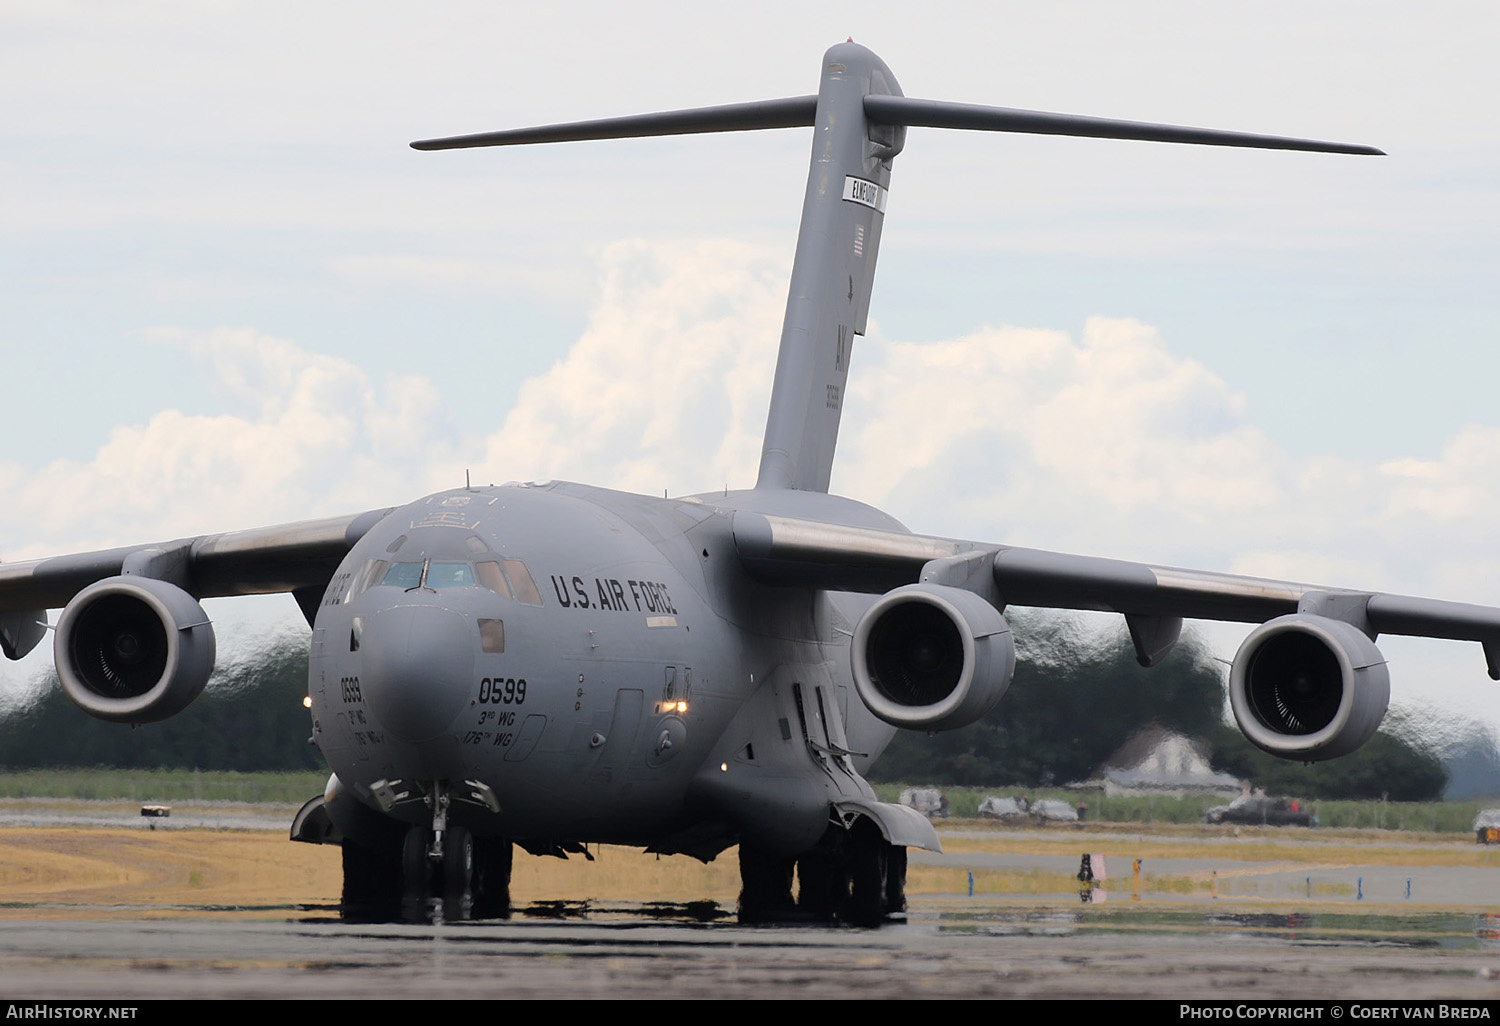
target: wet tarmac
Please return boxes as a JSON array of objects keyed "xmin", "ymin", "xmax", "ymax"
[
  {"xmin": 1, "ymin": 806, "xmax": 1497, "ymax": 999},
  {"xmin": 0, "ymin": 899, "xmax": 1498, "ymax": 1000}
]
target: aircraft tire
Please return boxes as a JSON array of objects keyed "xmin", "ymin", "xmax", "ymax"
[
  {"xmin": 442, "ymin": 823, "xmax": 474, "ymax": 899},
  {"xmin": 884, "ymin": 844, "xmax": 908, "ymax": 915},
  {"xmin": 401, "ymin": 825, "xmax": 433, "ymax": 902},
  {"xmin": 340, "ymin": 838, "xmax": 402, "ymax": 918},
  {"xmin": 845, "ymin": 820, "xmax": 889, "ymax": 926},
  {"xmin": 795, "ymin": 852, "xmax": 847, "ymax": 921},
  {"xmin": 737, "ymin": 841, "xmax": 795, "ymax": 923},
  {"xmin": 472, "ymin": 836, "xmax": 513, "ymax": 918}
]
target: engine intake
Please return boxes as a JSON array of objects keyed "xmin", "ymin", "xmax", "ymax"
[
  {"xmin": 54, "ymin": 576, "xmax": 216, "ymax": 723},
  {"xmin": 851, "ymin": 583, "xmax": 1015, "ymax": 731},
  {"xmin": 1229, "ymin": 613, "xmax": 1389, "ymax": 762}
]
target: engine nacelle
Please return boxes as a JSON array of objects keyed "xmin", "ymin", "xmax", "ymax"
[
  {"xmin": 54, "ymin": 576, "xmax": 216, "ymax": 724},
  {"xmin": 1229, "ymin": 613, "xmax": 1389, "ymax": 762},
  {"xmin": 851, "ymin": 583, "xmax": 1016, "ymax": 732}
]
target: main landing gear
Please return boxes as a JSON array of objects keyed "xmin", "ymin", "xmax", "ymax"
[{"xmin": 738, "ymin": 818, "xmax": 906, "ymax": 926}]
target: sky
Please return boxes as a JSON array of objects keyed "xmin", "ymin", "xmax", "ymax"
[{"xmin": 3, "ymin": 1, "xmax": 1500, "ymax": 750}]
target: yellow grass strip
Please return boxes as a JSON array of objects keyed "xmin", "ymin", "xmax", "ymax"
[{"xmin": 936, "ymin": 830, "xmax": 1500, "ymax": 869}]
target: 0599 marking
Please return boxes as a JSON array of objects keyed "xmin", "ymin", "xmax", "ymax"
[{"xmin": 478, "ymin": 677, "xmax": 527, "ymax": 705}]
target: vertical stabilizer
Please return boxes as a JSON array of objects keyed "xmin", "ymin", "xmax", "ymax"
[
  {"xmin": 754, "ymin": 43, "xmax": 905, "ymax": 494},
  {"xmin": 412, "ymin": 45, "xmax": 1379, "ymax": 496}
]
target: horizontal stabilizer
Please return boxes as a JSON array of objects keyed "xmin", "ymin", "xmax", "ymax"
[
  {"xmin": 864, "ymin": 95, "xmax": 1384, "ymax": 155},
  {"xmin": 412, "ymin": 96, "xmax": 817, "ymax": 150}
]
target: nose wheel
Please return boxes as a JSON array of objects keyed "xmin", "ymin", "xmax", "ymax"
[
  {"xmin": 342, "ymin": 778, "xmax": 511, "ymax": 921},
  {"xmin": 399, "ymin": 821, "xmax": 471, "ymax": 888}
]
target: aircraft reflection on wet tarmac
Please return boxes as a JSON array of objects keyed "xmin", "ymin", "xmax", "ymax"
[
  {"xmin": 332, "ymin": 895, "xmax": 735, "ymax": 926},
  {"xmin": 3, "ymin": 899, "xmax": 1498, "ymax": 1000},
  {"xmin": 317, "ymin": 897, "xmax": 1500, "ymax": 953}
]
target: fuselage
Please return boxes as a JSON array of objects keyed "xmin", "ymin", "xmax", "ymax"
[{"xmin": 307, "ymin": 480, "xmax": 905, "ymax": 856}]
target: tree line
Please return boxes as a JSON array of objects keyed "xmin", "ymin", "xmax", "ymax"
[
  {"xmin": 0, "ymin": 639, "xmax": 323, "ymax": 772},
  {"xmin": 0, "ymin": 616, "xmax": 1457, "ymax": 800},
  {"xmin": 868, "ymin": 613, "xmax": 1451, "ymax": 802}
]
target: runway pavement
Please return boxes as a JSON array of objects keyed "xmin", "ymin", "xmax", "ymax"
[
  {"xmin": 0, "ymin": 807, "xmax": 1497, "ymax": 999},
  {"xmin": 0, "ymin": 900, "xmax": 1497, "ymax": 1000}
]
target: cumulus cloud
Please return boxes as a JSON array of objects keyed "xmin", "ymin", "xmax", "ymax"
[
  {"xmin": 11, "ymin": 238, "xmax": 1500, "ymax": 600},
  {"xmin": 12, "ymin": 238, "xmax": 1500, "ymax": 607},
  {"xmin": 472, "ymin": 239, "xmax": 785, "ymax": 495},
  {"xmin": 0, "ymin": 327, "xmax": 461, "ymax": 559},
  {"xmin": 8, "ymin": 238, "xmax": 1500, "ymax": 727}
]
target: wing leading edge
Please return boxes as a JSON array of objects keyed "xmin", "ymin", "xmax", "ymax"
[
  {"xmin": 730, "ymin": 510, "xmax": 1500, "ymax": 679},
  {"xmin": 0, "ymin": 507, "xmax": 394, "ymax": 658}
]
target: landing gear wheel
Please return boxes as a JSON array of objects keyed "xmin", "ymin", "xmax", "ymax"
[
  {"xmin": 340, "ymin": 838, "xmax": 401, "ymax": 919},
  {"xmin": 796, "ymin": 852, "xmax": 846, "ymax": 921},
  {"xmin": 884, "ymin": 843, "xmax": 908, "ymax": 916},
  {"xmin": 401, "ymin": 825, "xmax": 433, "ymax": 903},
  {"xmin": 472, "ymin": 836, "xmax": 514, "ymax": 919},
  {"xmin": 442, "ymin": 823, "xmax": 474, "ymax": 898},
  {"xmin": 737, "ymin": 841, "xmax": 795, "ymax": 923},
  {"xmin": 846, "ymin": 826, "xmax": 889, "ymax": 926},
  {"xmin": 439, "ymin": 823, "xmax": 475, "ymax": 919}
]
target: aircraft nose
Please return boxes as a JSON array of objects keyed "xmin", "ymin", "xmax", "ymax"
[{"xmin": 358, "ymin": 604, "xmax": 475, "ymax": 743}]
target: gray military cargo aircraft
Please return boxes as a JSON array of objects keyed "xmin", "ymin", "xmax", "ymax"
[{"xmin": 3, "ymin": 41, "xmax": 1498, "ymax": 922}]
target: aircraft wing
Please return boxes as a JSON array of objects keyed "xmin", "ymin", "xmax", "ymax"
[
  {"xmin": 730, "ymin": 511, "xmax": 1500, "ymax": 678},
  {"xmin": 0, "ymin": 508, "xmax": 394, "ymax": 659}
]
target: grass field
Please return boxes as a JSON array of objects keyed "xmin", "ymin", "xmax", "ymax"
[
  {"xmin": 871, "ymin": 783, "xmax": 1495, "ymax": 833},
  {"xmin": 0, "ymin": 770, "xmax": 1492, "ymax": 917},
  {"xmin": 0, "ymin": 769, "xmax": 329, "ymax": 804},
  {"xmin": 0, "ymin": 771, "xmax": 1489, "ymax": 834},
  {"xmin": 0, "ymin": 810, "xmax": 1495, "ymax": 918}
]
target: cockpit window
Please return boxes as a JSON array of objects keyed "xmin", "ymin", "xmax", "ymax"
[
  {"xmin": 504, "ymin": 559, "xmax": 543, "ymax": 606},
  {"xmin": 346, "ymin": 559, "xmax": 390, "ymax": 602},
  {"xmin": 474, "ymin": 561, "xmax": 512, "ymax": 599},
  {"xmin": 382, "ymin": 562, "xmax": 426, "ymax": 589},
  {"xmin": 428, "ymin": 562, "xmax": 475, "ymax": 589},
  {"xmin": 355, "ymin": 554, "xmax": 542, "ymax": 605}
]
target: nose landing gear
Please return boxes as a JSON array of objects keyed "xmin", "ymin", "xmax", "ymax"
[{"xmin": 338, "ymin": 777, "xmax": 510, "ymax": 922}]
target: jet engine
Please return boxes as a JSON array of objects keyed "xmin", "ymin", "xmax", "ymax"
[
  {"xmin": 54, "ymin": 576, "xmax": 216, "ymax": 724},
  {"xmin": 851, "ymin": 583, "xmax": 1015, "ymax": 731},
  {"xmin": 1228, "ymin": 613, "xmax": 1389, "ymax": 762}
]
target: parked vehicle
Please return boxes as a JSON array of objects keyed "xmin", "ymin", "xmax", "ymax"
[
  {"xmin": 1204, "ymin": 794, "xmax": 1312, "ymax": 827},
  {"xmin": 1030, "ymin": 799, "xmax": 1080, "ymax": 824},
  {"xmin": 978, "ymin": 796, "xmax": 1026, "ymax": 822},
  {"xmin": 898, "ymin": 788, "xmax": 949, "ymax": 819}
]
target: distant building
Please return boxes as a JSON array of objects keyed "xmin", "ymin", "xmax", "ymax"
[{"xmin": 1074, "ymin": 723, "xmax": 1241, "ymax": 797}]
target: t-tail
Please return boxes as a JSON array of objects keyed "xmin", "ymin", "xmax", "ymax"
[{"xmin": 413, "ymin": 41, "xmax": 1381, "ymax": 494}]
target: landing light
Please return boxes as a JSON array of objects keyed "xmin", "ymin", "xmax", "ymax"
[
  {"xmin": 654, "ymin": 700, "xmax": 689, "ymax": 715},
  {"xmin": 302, "ymin": 696, "xmax": 312, "ymax": 709}
]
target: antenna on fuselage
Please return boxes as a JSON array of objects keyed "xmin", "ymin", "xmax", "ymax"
[{"xmin": 413, "ymin": 42, "xmax": 1381, "ymax": 495}]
